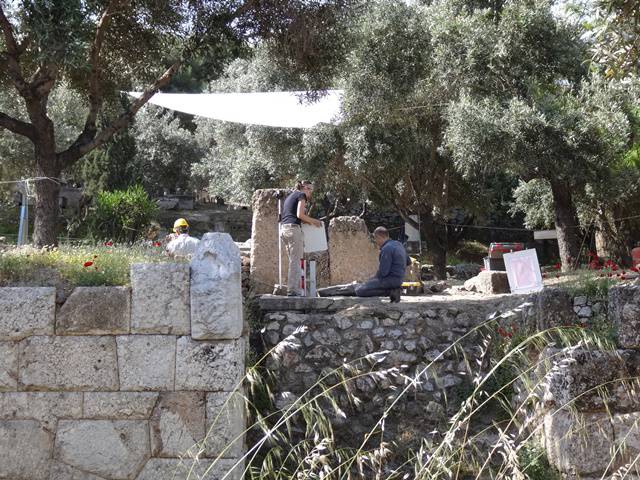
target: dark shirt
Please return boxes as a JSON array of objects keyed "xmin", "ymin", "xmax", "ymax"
[
  {"xmin": 281, "ymin": 190, "xmax": 306, "ymax": 225},
  {"xmin": 376, "ymin": 239, "xmax": 408, "ymax": 285}
]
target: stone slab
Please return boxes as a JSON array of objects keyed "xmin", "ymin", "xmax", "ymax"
[
  {"xmin": 0, "ymin": 341, "xmax": 17, "ymax": 391},
  {"xmin": 0, "ymin": 392, "xmax": 82, "ymax": 429},
  {"xmin": 205, "ymin": 390, "xmax": 246, "ymax": 457},
  {"xmin": 328, "ymin": 216, "xmax": 379, "ymax": 285},
  {"xmin": 249, "ymin": 189, "xmax": 283, "ymax": 294},
  {"xmin": 536, "ymin": 287, "xmax": 576, "ymax": 330},
  {"xmin": 83, "ymin": 392, "xmax": 159, "ymax": 419},
  {"xmin": 150, "ymin": 392, "xmax": 206, "ymax": 457},
  {"xmin": 136, "ymin": 458, "xmax": 243, "ymax": 480},
  {"xmin": 613, "ymin": 412, "xmax": 640, "ymax": 472},
  {"xmin": 609, "ymin": 285, "xmax": 640, "ymax": 349},
  {"xmin": 19, "ymin": 336, "xmax": 118, "ymax": 391},
  {"xmin": 55, "ymin": 420, "xmax": 150, "ymax": 479},
  {"xmin": 48, "ymin": 462, "xmax": 106, "ymax": 480},
  {"xmin": 175, "ymin": 337, "xmax": 244, "ymax": 391},
  {"xmin": 0, "ymin": 287, "xmax": 55, "ymax": 340},
  {"xmin": 463, "ymin": 271, "xmax": 510, "ymax": 295},
  {"xmin": 117, "ymin": 335, "xmax": 176, "ymax": 391},
  {"xmin": 130, "ymin": 263, "xmax": 190, "ymax": 335},
  {"xmin": 0, "ymin": 420, "xmax": 53, "ymax": 480},
  {"xmin": 544, "ymin": 410, "xmax": 614, "ymax": 475},
  {"xmin": 191, "ymin": 233, "xmax": 243, "ymax": 340},
  {"xmin": 57, "ymin": 286, "xmax": 130, "ymax": 335}
]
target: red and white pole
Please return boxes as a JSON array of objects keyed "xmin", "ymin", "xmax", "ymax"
[{"xmin": 300, "ymin": 259, "xmax": 306, "ymax": 296}]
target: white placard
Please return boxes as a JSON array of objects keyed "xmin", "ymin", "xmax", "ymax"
[
  {"xmin": 405, "ymin": 215, "xmax": 421, "ymax": 242},
  {"xmin": 503, "ymin": 249, "xmax": 544, "ymax": 294},
  {"xmin": 534, "ymin": 229, "xmax": 558, "ymax": 240},
  {"xmin": 302, "ymin": 223, "xmax": 328, "ymax": 253}
]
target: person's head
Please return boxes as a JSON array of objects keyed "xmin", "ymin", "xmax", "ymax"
[
  {"xmin": 173, "ymin": 218, "xmax": 189, "ymax": 235},
  {"xmin": 373, "ymin": 226, "xmax": 389, "ymax": 247},
  {"xmin": 295, "ymin": 180, "xmax": 314, "ymax": 200}
]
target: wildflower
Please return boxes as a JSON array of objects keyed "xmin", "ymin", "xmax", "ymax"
[
  {"xmin": 153, "ymin": 241, "xmax": 162, "ymax": 247},
  {"xmin": 497, "ymin": 327, "xmax": 508, "ymax": 338},
  {"xmin": 83, "ymin": 261, "xmax": 93, "ymax": 268},
  {"xmin": 554, "ymin": 262, "xmax": 561, "ymax": 270},
  {"xmin": 621, "ymin": 275, "xmax": 627, "ymax": 280},
  {"xmin": 104, "ymin": 241, "xmax": 113, "ymax": 247}
]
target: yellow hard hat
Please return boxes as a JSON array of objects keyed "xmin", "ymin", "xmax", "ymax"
[{"xmin": 173, "ymin": 218, "xmax": 189, "ymax": 233}]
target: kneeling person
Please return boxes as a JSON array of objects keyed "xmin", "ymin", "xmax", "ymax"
[{"xmin": 355, "ymin": 226, "xmax": 407, "ymax": 303}]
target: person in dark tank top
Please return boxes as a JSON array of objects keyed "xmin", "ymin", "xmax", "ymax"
[{"xmin": 280, "ymin": 180, "xmax": 322, "ymax": 296}]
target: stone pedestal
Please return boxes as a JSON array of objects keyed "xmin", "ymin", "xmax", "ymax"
[{"xmin": 328, "ymin": 216, "xmax": 379, "ymax": 285}]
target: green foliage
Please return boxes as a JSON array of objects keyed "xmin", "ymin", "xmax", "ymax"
[
  {"xmin": 510, "ymin": 179, "xmax": 555, "ymax": 230},
  {"xmin": 0, "ymin": 243, "xmax": 171, "ymax": 288},
  {"xmin": 87, "ymin": 185, "xmax": 158, "ymax": 243},
  {"xmin": 518, "ymin": 441, "xmax": 561, "ymax": 480}
]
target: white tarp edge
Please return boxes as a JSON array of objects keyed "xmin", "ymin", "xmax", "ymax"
[{"xmin": 128, "ymin": 90, "xmax": 343, "ymax": 129}]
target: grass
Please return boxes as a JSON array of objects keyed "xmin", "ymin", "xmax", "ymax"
[{"xmin": 0, "ymin": 242, "xmax": 177, "ymax": 288}]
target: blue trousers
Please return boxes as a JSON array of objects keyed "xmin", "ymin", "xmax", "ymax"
[{"xmin": 355, "ymin": 277, "xmax": 402, "ymax": 297}]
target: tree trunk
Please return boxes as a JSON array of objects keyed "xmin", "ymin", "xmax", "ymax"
[
  {"xmin": 32, "ymin": 145, "xmax": 61, "ymax": 248},
  {"xmin": 595, "ymin": 209, "xmax": 631, "ymax": 265},
  {"xmin": 550, "ymin": 180, "xmax": 581, "ymax": 271},
  {"xmin": 420, "ymin": 209, "xmax": 447, "ymax": 280}
]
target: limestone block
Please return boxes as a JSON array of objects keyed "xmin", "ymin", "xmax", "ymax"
[
  {"xmin": 83, "ymin": 392, "xmax": 159, "ymax": 419},
  {"xmin": 0, "ymin": 287, "xmax": 55, "ymax": 340},
  {"xmin": 191, "ymin": 233, "xmax": 243, "ymax": 340},
  {"xmin": 305, "ymin": 249, "xmax": 331, "ymax": 288},
  {"xmin": 249, "ymin": 189, "xmax": 283, "ymax": 294},
  {"xmin": 130, "ymin": 263, "xmax": 190, "ymax": 335},
  {"xmin": 613, "ymin": 413, "xmax": 640, "ymax": 470},
  {"xmin": 175, "ymin": 337, "xmax": 244, "ymax": 391},
  {"xmin": 48, "ymin": 462, "xmax": 106, "ymax": 480},
  {"xmin": 55, "ymin": 420, "xmax": 150, "ymax": 479},
  {"xmin": 328, "ymin": 217, "xmax": 379, "ymax": 285},
  {"xmin": 150, "ymin": 392, "xmax": 206, "ymax": 457},
  {"xmin": 205, "ymin": 390, "xmax": 246, "ymax": 457},
  {"xmin": 136, "ymin": 458, "xmax": 243, "ymax": 480},
  {"xmin": 541, "ymin": 348, "xmax": 640, "ymax": 412},
  {"xmin": 0, "ymin": 392, "xmax": 82, "ymax": 429},
  {"xmin": 19, "ymin": 336, "xmax": 118, "ymax": 391},
  {"xmin": 609, "ymin": 285, "xmax": 640, "ymax": 349},
  {"xmin": 544, "ymin": 410, "xmax": 614, "ymax": 475},
  {"xmin": 0, "ymin": 420, "xmax": 53, "ymax": 480},
  {"xmin": 0, "ymin": 341, "xmax": 17, "ymax": 391},
  {"xmin": 536, "ymin": 287, "xmax": 576, "ymax": 330},
  {"xmin": 463, "ymin": 271, "xmax": 510, "ymax": 295},
  {"xmin": 117, "ymin": 335, "xmax": 176, "ymax": 391},
  {"xmin": 57, "ymin": 286, "xmax": 130, "ymax": 335}
]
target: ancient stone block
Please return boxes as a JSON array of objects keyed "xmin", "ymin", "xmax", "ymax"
[
  {"xmin": 175, "ymin": 337, "xmax": 244, "ymax": 391},
  {"xmin": 150, "ymin": 392, "xmax": 206, "ymax": 457},
  {"xmin": 544, "ymin": 410, "xmax": 614, "ymax": 475},
  {"xmin": 117, "ymin": 335, "xmax": 176, "ymax": 391},
  {"xmin": 328, "ymin": 216, "xmax": 379, "ymax": 285},
  {"xmin": 48, "ymin": 462, "xmax": 106, "ymax": 480},
  {"xmin": 136, "ymin": 458, "xmax": 244, "ymax": 480},
  {"xmin": 57, "ymin": 286, "xmax": 130, "ymax": 335},
  {"xmin": 130, "ymin": 263, "xmax": 190, "ymax": 335},
  {"xmin": 249, "ymin": 189, "xmax": 283, "ymax": 294},
  {"xmin": 0, "ymin": 341, "xmax": 17, "ymax": 391},
  {"xmin": 536, "ymin": 287, "xmax": 576, "ymax": 330},
  {"xmin": 463, "ymin": 271, "xmax": 510, "ymax": 294},
  {"xmin": 0, "ymin": 287, "xmax": 55, "ymax": 340},
  {"xmin": 612, "ymin": 412, "xmax": 640, "ymax": 471},
  {"xmin": 191, "ymin": 233, "xmax": 243, "ymax": 340},
  {"xmin": 0, "ymin": 392, "xmax": 82, "ymax": 429},
  {"xmin": 55, "ymin": 420, "xmax": 150, "ymax": 479},
  {"xmin": 83, "ymin": 392, "xmax": 159, "ymax": 419},
  {"xmin": 540, "ymin": 348, "xmax": 640, "ymax": 412},
  {"xmin": 609, "ymin": 285, "xmax": 640, "ymax": 349},
  {"xmin": 305, "ymin": 249, "xmax": 331, "ymax": 288},
  {"xmin": 205, "ymin": 390, "xmax": 246, "ymax": 457},
  {"xmin": 19, "ymin": 336, "xmax": 118, "ymax": 391},
  {"xmin": 0, "ymin": 420, "xmax": 53, "ymax": 480}
]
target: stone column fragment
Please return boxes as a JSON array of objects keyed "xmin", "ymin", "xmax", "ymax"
[
  {"xmin": 328, "ymin": 217, "xmax": 379, "ymax": 285},
  {"xmin": 191, "ymin": 233, "xmax": 242, "ymax": 340}
]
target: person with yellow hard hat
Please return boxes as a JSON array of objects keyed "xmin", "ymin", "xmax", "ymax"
[{"xmin": 166, "ymin": 218, "xmax": 200, "ymax": 258}]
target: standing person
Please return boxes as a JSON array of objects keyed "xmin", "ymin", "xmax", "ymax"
[
  {"xmin": 280, "ymin": 180, "xmax": 322, "ymax": 296},
  {"xmin": 355, "ymin": 226, "xmax": 408, "ymax": 303},
  {"xmin": 166, "ymin": 218, "xmax": 200, "ymax": 258}
]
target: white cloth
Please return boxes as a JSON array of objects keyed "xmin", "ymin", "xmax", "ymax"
[
  {"xmin": 167, "ymin": 234, "xmax": 200, "ymax": 257},
  {"xmin": 128, "ymin": 90, "xmax": 343, "ymax": 129}
]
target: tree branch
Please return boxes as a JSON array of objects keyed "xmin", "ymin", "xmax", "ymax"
[
  {"xmin": 0, "ymin": 111, "xmax": 36, "ymax": 140},
  {"xmin": 0, "ymin": 5, "xmax": 30, "ymax": 97},
  {"xmin": 57, "ymin": 60, "xmax": 183, "ymax": 167}
]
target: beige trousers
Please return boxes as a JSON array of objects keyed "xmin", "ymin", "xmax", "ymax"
[{"xmin": 281, "ymin": 224, "xmax": 304, "ymax": 295}]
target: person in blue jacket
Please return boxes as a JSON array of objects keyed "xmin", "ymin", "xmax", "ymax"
[{"xmin": 355, "ymin": 226, "xmax": 408, "ymax": 303}]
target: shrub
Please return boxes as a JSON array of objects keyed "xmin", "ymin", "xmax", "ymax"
[{"xmin": 87, "ymin": 185, "xmax": 158, "ymax": 242}]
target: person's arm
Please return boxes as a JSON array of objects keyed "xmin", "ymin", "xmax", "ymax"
[
  {"xmin": 377, "ymin": 246, "xmax": 392, "ymax": 279},
  {"xmin": 297, "ymin": 198, "xmax": 322, "ymax": 227}
]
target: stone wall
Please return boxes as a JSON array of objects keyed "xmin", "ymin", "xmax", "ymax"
[{"xmin": 0, "ymin": 233, "xmax": 245, "ymax": 480}]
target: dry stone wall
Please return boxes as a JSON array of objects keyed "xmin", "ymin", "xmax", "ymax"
[{"xmin": 0, "ymin": 233, "xmax": 246, "ymax": 480}]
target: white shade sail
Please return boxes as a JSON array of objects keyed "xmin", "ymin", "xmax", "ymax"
[{"xmin": 128, "ymin": 90, "xmax": 343, "ymax": 129}]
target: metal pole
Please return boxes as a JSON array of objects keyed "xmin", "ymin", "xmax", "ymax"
[
  {"xmin": 17, "ymin": 181, "xmax": 28, "ymax": 246},
  {"xmin": 277, "ymin": 198, "xmax": 283, "ymax": 287},
  {"xmin": 308, "ymin": 260, "xmax": 317, "ymax": 298},
  {"xmin": 300, "ymin": 258, "xmax": 306, "ymax": 296}
]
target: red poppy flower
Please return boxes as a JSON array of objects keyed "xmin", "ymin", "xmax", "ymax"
[
  {"xmin": 153, "ymin": 241, "xmax": 162, "ymax": 247},
  {"xmin": 104, "ymin": 241, "xmax": 113, "ymax": 247},
  {"xmin": 621, "ymin": 275, "xmax": 627, "ymax": 280},
  {"xmin": 554, "ymin": 262, "xmax": 561, "ymax": 270},
  {"xmin": 83, "ymin": 261, "xmax": 94, "ymax": 268},
  {"xmin": 612, "ymin": 265, "xmax": 619, "ymax": 271}
]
